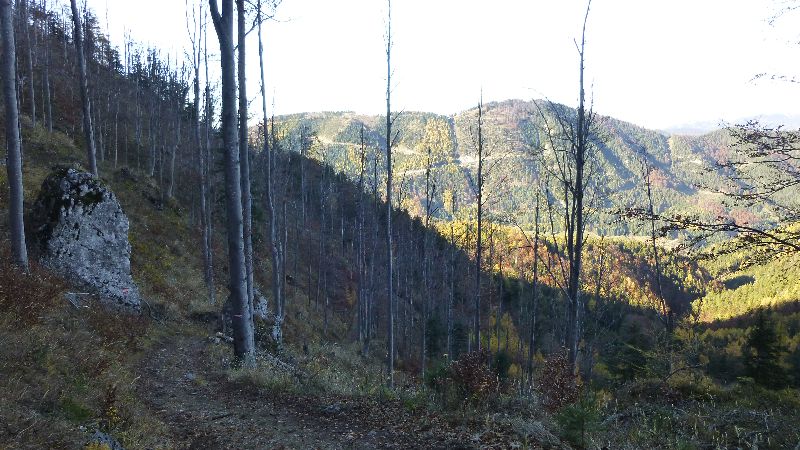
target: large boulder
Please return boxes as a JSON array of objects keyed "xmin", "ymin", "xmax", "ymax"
[{"xmin": 29, "ymin": 167, "xmax": 141, "ymax": 312}]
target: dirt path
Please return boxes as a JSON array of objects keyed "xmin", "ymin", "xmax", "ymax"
[{"xmin": 136, "ymin": 334, "xmax": 480, "ymax": 449}]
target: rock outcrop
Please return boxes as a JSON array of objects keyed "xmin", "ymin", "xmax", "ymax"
[
  {"xmin": 86, "ymin": 430, "xmax": 125, "ymax": 450},
  {"xmin": 29, "ymin": 167, "xmax": 141, "ymax": 312}
]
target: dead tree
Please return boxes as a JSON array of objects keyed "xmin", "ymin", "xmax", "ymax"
[
  {"xmin": 384, "ymin": 0, "xmax": 397, "ymax": 388},
  {"xmin": 421, "ymin": 146, "xmax": 437, "ymax": 376},
  {"xmin": 474, "ymin": 97, "xmax": 485, "ymax": 351}
]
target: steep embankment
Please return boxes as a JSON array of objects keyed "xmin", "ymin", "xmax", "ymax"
[{"xmin": 1, "ymin": 118, "xmax": 542, "ymax": 449}]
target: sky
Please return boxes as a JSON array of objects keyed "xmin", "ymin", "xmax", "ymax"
[{"xmin": 84, "ymin": 0, "xmax": 800, "ymax": 131}]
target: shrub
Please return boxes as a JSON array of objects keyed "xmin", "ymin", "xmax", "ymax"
[
  {"xmin": 539, "ymin": 351, "xmax": 579, "ymax": 411},
  {"xmin": 448, "ymin": 350, "xmax": 499, "ymax": 405},
  {"xmin": 423, "ymin": 359, "xmax": 451, "ymax": 392},
  {"xmin": 555, "ymin": 391, "xmax": 602, "ymax": 449}
]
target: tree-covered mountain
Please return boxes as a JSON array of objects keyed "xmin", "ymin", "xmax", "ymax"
[
  {"xmin": 270, "ymin": 99, "xmax": 793, "ymax": 236},
  {"xmin": 2, "ymin": 0, "xmax": 799, "ymax": 448}
]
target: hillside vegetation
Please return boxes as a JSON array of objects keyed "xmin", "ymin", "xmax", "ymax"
[{"xmin": 270, "ymin": 101, "xmax": 789, "ymax": 236}]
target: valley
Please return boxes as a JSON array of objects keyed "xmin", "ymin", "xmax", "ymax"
[{"xmin": 0, "ymin": 0, "xmax": 799, "ymax": 449}]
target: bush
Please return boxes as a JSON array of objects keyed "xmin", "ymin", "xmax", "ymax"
[
  {"xmin": 423, "ymin": 359, "xmax": 450, "ymax": 392},
  {"xmin": 555, "ymin": 391, "xmax": 602, "ymax": 449},
  {"xmin": 448, "ymin": 350, "xmax": 499, "ymax": 406},
  {"xmin": 539, "ymin": 351, "xmax": 579, "ymax": 411}
]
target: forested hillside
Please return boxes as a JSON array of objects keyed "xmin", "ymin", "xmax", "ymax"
[
  {"xmin": 1, "ymin": 0, "xmax": 799, "ymax": 449},
  {"xmin": 270, "ymin": 100, "xmax": 792, "ymax": 237}
]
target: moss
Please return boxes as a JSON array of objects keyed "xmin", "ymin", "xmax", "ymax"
[
  {"xmin": 21, "ymin": 123, "xmax": 82, "ymax": 165},
  {"xmin": 59, "ymin": 396, "xmax": 93, "ymax": 423}
]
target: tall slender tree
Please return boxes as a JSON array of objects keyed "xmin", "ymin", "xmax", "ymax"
[
  {"xmin": 384, "ymin": 0, "xmax": 396, "ymax": 388},
  {"xmin": 69, "ymin": 0, "xmax": 97, "ymax": 176},
  {"xmin": 357, "ymin": 125, "xmax": 368, "ymax": 346},
  {"xmin": 1, "ymin": 0, "xmax": 29, "ymax": 270},
  {"xmin": 209, "ymin": 0, "xmax": 255, "ymax": 365},
  {"xmin": 526, "ymin": 196, "xmax": 540, "ymax": 384},
  {"xmin": 531, "ymin": 1, "xmax": 595, "ymax": 378},
  {"xmin": 236, "ymin": 0, "xmax": 255, "ymax": 314},
  {"xmin": 256, "ymin": 0, "xmax": 284, "ymax": 345},
  {"xmin": 202, "ymin": 5, "xmax": 216, "ymax": 304},
  {"xmin": 421, "ymin": 146, "xmax": 436, "ymax": 376},
  {"xmin": 42, "ymin": 8, "xmax": 53, "ymax": 133},
  {"xmin": 563, "ymin": 1, "xmax": 593, "ymax": 375},
  {"xmin": 187, "ymin": 0, "xmax": 215, "ymax": 303},
  {"xmin": 474, "ymin": 97, "xmax": 485, "ymax": 351},
  {"xmin": 20, "ymin": 0, "xmax": 34, "ymax": 127}
]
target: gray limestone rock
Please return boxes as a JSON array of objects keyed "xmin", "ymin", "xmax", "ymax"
[
  {"xmin": 86, "ymin": 430, "xmax": 125, "ymax": 450},
  {"xmin": 29, "ymin": 167, "xmax": 141, "ymax": 312}
]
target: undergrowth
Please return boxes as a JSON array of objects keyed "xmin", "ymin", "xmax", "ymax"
[{"xmin": 0, "ymin": 247, "xmax": 166, "ymax": 449}]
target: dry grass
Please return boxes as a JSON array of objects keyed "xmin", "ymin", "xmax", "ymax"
[{"xmin": 0, "ymin": 248, "xmax": 168, "ymax": 449}]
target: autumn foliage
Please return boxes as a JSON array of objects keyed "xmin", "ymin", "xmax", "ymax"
[{"xmin": 539, "ymin": 351, "xmax": 580, "ymax": 412}]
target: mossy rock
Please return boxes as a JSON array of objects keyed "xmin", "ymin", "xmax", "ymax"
[
  {"xmin": 28, "ymin": 166, "xmax": 112, "ymax": 250},
  {"xmin": 26, "ymin": 166, "xmax": 141, "ymax": 312}
]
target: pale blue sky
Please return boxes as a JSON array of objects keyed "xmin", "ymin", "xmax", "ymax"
[{"xmin": 86, "ymin": 0, "xmax": 799, "ymax": 130}]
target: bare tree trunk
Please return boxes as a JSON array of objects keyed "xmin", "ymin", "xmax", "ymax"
[
  {"xmin": 166, "ymin": 111, "xmax": 179, "ymax": 199},
  {"xmin": 421, "ymin": 146, "xmax": 434, "ymax": 376},
  {"xmin": 148, "ymin": 101, "xmax": 158, "ymax": 177},
  {"xmin": 70, "ymin": 0, "xmax": 96, "ymax": 176},
  {"xmin": 356, "ymin": 126, "xmax": 367, "ymax": 344},
  {"xmin": 20, "ymin": 0, "xmax": 35, "ymax": 127},
  {"xmin": 257, "ymin": 1, "xmax": 283, "ymax": 344},
  {"xmin": 113, "ymin": 96, "xmax": 119, "ymax": 168},
  {"xmin": 565, "ymin": 2, "xmax": 592, "ymax": 376},
  {"xmin": 474, "ymin": 98, "xmax": 484, "ymax": 351},
  {"xmin": 203, "ymin": 13, "xmax": 216, "ymax": 304},
  {"xmin": 526, "ymin": 197, "xmax": 540, "ymax": 385},
  {"xmin": 385, "ymin": 0, "xmax": 395, "ymax": 389},
  {"xmin": 496, "ymin": 255, "xmax": 503, "ymax": 354},
  {"xmin": 1, "ymin": 0, "xmax": 28, "ymax": 270},
  {"xmin": 96, "ymin": 107, "xmax": 104, "ymax": 163},
  {"xmin": 42, "ymin": 30, "xmax": 52, "ymax": 132},
  {"xmin": 236, "ymin": 0, "xmax": 254, "ymax": 317},
  {"xmin": 446, "ymin": 223, "xmax": 455, "ymax": 360},
  {"xmin": 644, "ymin": 162, "xmax": 671, "ymax": 333},
  {"xmin": 189, "ymin": 1, "xmax": 215, "ymax": 304},
  {"xmin": 210, "ymin": 0, "xmax": 254, "ymax": 365},
  {"xmin": 281, "ymin": 198, "xmax": 287, "ymax": 314},
  {"xmin": 299, "ymin": 125, "xmax": 307, "ymax": 229}
]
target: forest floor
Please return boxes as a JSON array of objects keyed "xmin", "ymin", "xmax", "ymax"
[{"xmin": 136, "ymin": 326, "xmax": 520, "ymax": 449}]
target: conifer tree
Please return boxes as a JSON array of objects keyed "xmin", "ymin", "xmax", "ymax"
[{"xmin": 744, "ymin": 309, "xmax": 788, "ymax": 389}]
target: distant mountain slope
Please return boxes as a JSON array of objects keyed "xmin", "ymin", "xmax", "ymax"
[
  {"xmin": 664, "ymin": 113, "xmax": 800, "ymax": 135},
  {"xmin": 270, "ymin": 99, "xmax": 794, "ymax": 235}
]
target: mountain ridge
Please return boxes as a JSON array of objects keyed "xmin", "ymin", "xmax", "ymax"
[{"xmin": 269, "ymin": 98, "xmax": 789, "ymax": 235}]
